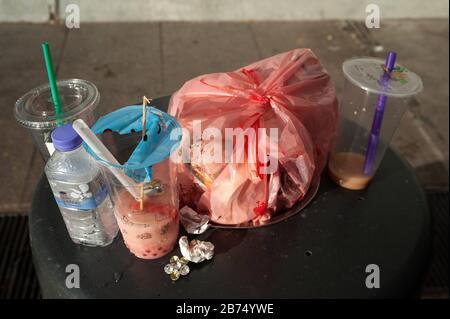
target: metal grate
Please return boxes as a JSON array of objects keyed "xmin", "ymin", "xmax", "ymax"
[
  {"xmin": 423, "ymin": 189, "xmax": 449, "ymax": 297},
  {"xmin": 0, "ymin": 215, "xmax": 41, "ymax": 299}
]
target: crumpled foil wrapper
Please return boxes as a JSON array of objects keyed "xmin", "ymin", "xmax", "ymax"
[
  {"xmin": 179, "ymin": 236, "xmax": 214, "ymax": 263},
  {"xmin": 179, "ymin": 206, "xmax": 210, "ymax": 234}
]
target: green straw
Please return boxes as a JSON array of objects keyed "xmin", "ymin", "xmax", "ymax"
[{"xmin": 41, "ymin": 42, "xmax": 62, "ymax": 125}]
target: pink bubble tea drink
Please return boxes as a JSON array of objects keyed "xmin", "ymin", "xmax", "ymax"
[
  {"xmin": 106, "ymin": 158, "xmax": 180, "ymax": 259},
  {"xmin": 79, "ymin": 101, "xmax": 183, "ymax": 259},
  {"xmin": 114, "ymin": 189, "xmax": 179, "ymax": 259}
]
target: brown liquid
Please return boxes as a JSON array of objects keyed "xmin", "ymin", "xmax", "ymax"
[{"xmin": 328, "ymin": 152, "xmax": 373, "ymax": 190}]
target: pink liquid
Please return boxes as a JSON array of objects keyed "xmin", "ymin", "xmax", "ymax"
[{"xmin": 114, "ymin": 190, "xmax": 179, "ymax": 259}]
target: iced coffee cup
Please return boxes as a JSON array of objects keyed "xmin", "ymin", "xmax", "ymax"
[
  {"xmin": 329, "ymin": 54, "xmax": 423, "ymax": 190},
  {"xmin": 14, "ymin": 79, "xmax": 100, "ymax": 160}
]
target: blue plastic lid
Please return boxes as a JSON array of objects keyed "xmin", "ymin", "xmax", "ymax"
[{"xmin": 51, "ymin": 124, "xmax": 82, "ymax": 152}]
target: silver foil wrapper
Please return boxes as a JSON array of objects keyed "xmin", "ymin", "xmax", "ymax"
[
  {"xmin": 179, "ymin": 236, "xmax": 215, "ymax": 263},
  {"xmin": 179, "ymin": 205, "xmax": 210, "ymax": 234}
]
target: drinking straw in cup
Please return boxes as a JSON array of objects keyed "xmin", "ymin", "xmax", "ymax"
[
  {"xmin": 14, "ymin": 42, "xmax": 100, "ymax": 160},
  {"xmin": 72, "ymin": 119, "xmax": 141, "ymax": 200},
  {"xmin": 42, "ymin": 42, "xmax": 62, "ymax": 126},
  {"xmin": 328, "ymin": 53, "xmax": 423, "ymax": 190},
  {"xmin": 363, "ymin": 51, "xmax": 397, "ymax": 175},
  {"xmin": 139, "ymin": 97, "xmax": 151, "ymax": 210}
]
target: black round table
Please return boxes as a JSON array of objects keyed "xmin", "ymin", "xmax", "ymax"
[{"xmin": 30, "ymin": 97, "xmax": 432, "ymax": 298}]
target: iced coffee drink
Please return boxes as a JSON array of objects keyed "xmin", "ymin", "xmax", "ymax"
[{"xmin": 328, "ymin": 152, "xmax": 373, "ymax": 190}]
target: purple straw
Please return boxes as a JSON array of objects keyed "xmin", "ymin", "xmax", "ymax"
[{"xmin": 363, "ymin": 51, "xmax": 397, "ymax": 175}]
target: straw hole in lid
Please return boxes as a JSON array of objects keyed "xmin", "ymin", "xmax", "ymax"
[
  {"xmin": 131, "ymin": 129, "xmax": 136, "ymax": 133},
  {"xmin": 157, "ymin": 124, "xmax": 161, "ymax": 134},
  {"xmin": 143, "ymin": 134, "xmax": 148, "ymax": 142}
]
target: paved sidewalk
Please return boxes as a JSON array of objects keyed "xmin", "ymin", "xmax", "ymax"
[{"xmin": 0, "ymin": 19, "xmax": 448, "ymax": 214}]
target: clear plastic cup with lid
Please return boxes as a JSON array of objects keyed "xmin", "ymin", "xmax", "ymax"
[
  {"xmin": 14, "ymin": 79, "xmax": 100, "ymax": 160},
  {"xmin": 328, "ymin": 55, "xmax": 423, "ymax": 190}
]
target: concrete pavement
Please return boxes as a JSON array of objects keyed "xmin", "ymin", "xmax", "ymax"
[
  {"xmin": 1, "ymin": 0, "xmax": 449, "ymax": 22},
  {"xmin": 0, "ymin": 19, "xmax": 448, "ymax": 215}
]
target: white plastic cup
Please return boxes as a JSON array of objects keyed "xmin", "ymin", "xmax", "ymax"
[
  {"xmin": 14, "ymin": 79, "xmax": 100, "ymax": 160},
  {"xmin": 328, "ymin": 57, "xmax": 423, "ymax": 190}
]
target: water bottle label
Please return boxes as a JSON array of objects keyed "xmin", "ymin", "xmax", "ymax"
[{"xmin": 49, "ymin": 174, "xmax": 109, "ymax": 210}]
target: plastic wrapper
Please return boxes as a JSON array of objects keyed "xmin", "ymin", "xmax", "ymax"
[
  {"xmin": 168, "ymin": 49, "xmax": 338, "ymax": 226},
  {"xmin": 179, "ymin": 236, "xmax": 215, "ymax": 263},
  {"xmin": 179, "ymin": 205, "xmax": 210, "ymax": 234}
]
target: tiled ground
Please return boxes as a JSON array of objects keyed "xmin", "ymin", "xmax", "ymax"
[{"xmin": 0, "ymin": 19, "xmax": 448, "ymax": 215}]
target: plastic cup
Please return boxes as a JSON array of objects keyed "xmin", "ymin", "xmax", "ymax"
[
  {"xmin": 102, "ymin": 158, "xmax": 179, "ymax": 259},
  {"xmin": 328, "ymin": 57, "xmax": 423, "ymax": 190},
  {"xmin": 14, "ymin": 79, "xmax": 100, "ymax": 160}
]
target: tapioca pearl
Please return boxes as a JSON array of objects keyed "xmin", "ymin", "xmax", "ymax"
[
  {"xmin": 145, "ymin": 249, "xmax": 151, "ymax": 254},
  {"xmin": 158, "ymin": 247, "xmax": 162, "ymax": 251},
  {"xmin": 152, "ymin": 253, "xmax": 158, "ymax": 257}
]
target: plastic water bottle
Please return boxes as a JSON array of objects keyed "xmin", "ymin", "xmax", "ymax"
[{"xmin": 45, "ymin": 124, "xmax": 118, "ymax": 247}]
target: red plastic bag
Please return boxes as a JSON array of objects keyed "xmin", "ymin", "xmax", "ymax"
[{"xmin": 168, "ymin": 49, "xmax": 338, "ymax": 225}]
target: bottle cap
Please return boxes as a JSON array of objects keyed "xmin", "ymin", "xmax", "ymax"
[{"xmin": 51, "ymin": 124, "xmax": 82, "ymax": 152}]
